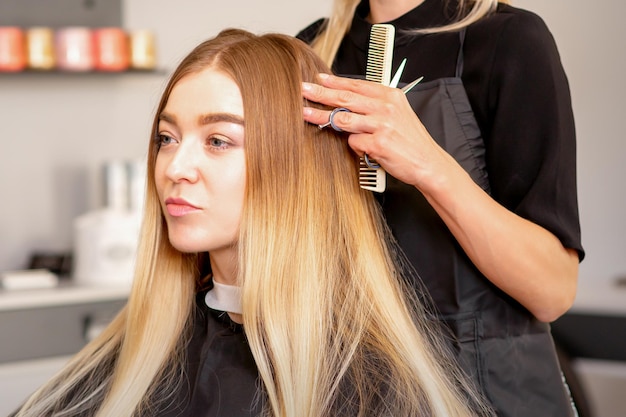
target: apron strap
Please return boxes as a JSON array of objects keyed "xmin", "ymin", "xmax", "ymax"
[{"xmin": 455, "ymin": 28, "xmax": 467, "ymax": 78}]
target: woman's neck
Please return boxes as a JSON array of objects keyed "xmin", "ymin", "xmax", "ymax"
[
  {"xmin": 367, "ymin": 0, "xmax": 426, "ymax": 23},
  {"xmin": 207, "ymin": 253, "xmax": 243, "ymax": 323},
  {"xmin": 209, "ymin": 252, "xmax": 238, "ymax": 286}
]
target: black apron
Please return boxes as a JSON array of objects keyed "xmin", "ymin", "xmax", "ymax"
[{"xmin": 378, "ymin": 29, "xmax": 577, "ymax": 417}]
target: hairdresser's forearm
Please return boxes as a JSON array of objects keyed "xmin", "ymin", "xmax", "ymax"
[{"xmin": 418, "ymin": 154, "xmax": 579, "ymax": 323}]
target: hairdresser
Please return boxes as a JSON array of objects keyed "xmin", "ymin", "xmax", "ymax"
[{"xmin": 298, "ymin": 1, "xmax": 584, "ymax": 416}]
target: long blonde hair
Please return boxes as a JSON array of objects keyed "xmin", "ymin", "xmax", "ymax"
[
  {"xmin": 312, "ymin": 0, "xmax": 511, "ymax": 66},
  {"xmin": 16, "ymin": 29, "xmax": 492, "ymax": 417}
]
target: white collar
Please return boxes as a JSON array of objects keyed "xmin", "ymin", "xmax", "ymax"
[{"xmin": 204, "ymin": 280, "xmax": 242, "ymax": 315}]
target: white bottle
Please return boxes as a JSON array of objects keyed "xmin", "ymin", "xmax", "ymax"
[{"xmin": 73, "ymin": 160, "xmax": 143, "ymax": 287}]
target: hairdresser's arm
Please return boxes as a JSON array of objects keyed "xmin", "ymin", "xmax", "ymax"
[{"xmin": 302, "ymin": 74, "xmax": 578, "ymax": 323}]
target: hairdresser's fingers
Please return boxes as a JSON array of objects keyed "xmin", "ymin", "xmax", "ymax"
[
  {"xmin": 302, "ymin": 79, "xmax": 389, "ymax": 116},
  {"xmin": 302, "ymin": 106, "xmax": 366, "ymax": 133},
  {"xmin": 302, "ymin": 85, "xmax": 369, "ymax": 116},
  {"xmin": 302, "ymin": 90, "xmax": 401, "ymax": 134},
  {"xmin": 302, "ymin": 87, "xmax": 409, "ymax": 135},
  {"xmin": 315, "ymin": 73, "xmax": 387, "ymax": 98}
]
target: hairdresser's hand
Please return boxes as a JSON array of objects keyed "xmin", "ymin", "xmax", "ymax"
[{"xmin": 302, "ymin": 73, "xmax": 457, "ymax": 193}]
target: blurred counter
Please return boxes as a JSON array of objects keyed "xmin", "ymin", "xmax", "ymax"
[
  {"xmin": 0, "ymin": 283, "xmax": 129, "ymax": 363},
  {"xmin": 0, "ymin": 282, "xmax": 129, "ymax": 312},
  {"xmin": 0, "ymin": 283, "xmax": 129, "ymax": 415}
]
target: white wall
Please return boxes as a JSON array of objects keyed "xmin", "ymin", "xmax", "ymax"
[{"xmin": 1, "ymin": 0, "xmax": 625, "ymax": 301}]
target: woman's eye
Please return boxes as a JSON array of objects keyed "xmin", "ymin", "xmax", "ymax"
[
  {"xmin": 208, "ymin": 137, "xmax": 229, "ymax": 148},
  {"xmin": 158, "ymin": 134, "xmax": 176, "ymax": 146}
]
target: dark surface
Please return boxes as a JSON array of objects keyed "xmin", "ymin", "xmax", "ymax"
[{"xmin": 552, "ymin": 312, "xmax": 626, "ymax": 362}]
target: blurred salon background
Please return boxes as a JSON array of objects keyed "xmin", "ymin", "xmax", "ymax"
[{"xmin": 0, "ymin": 1, "xmax": 624, "ymax": 415}]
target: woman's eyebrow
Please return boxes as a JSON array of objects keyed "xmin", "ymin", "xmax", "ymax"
[
  {"xmin": 158, "ymin": 111, "xmax": 176, "ymax": 124},
  {"xmin": 157, "ymin": 112, "xmax": 244, "ymax": 127},
  {"xmin": 198, "ymin": 113, "xmax": 244, "ymax": 126}
]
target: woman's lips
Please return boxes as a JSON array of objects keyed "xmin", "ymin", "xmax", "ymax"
[{"xmin": 165, "ymin": 197, "xmax": 200, "ymax": 217}]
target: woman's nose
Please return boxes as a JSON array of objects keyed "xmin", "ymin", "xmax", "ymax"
[{"xmin": 165, "ymin": 138, "xmax": 200, "ymax": 183}]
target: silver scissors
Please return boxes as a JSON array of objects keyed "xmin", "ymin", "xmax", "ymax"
[{"xmin": 390, "ymin": 57, "xmax": 423, "ymax": 93}]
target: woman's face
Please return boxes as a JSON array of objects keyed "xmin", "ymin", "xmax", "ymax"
[{"xmin": 155, "ymin": 68, "xmax": 245, "ymax": 261}]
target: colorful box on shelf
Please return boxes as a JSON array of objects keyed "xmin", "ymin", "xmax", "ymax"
[{"xmin": 0, "ymin": 25, "xmax": 157, "ymax": 72}]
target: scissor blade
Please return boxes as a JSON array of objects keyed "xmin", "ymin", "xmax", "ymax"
[
  {"xmin": 389, "ymin": 58, "xmax": 407, "ymax": 88},
  {"xmin": 401, "ymin": 76, "xmax": 424, "ymax": 94}
]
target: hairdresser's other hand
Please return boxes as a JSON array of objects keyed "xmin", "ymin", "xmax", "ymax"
[{"xmin": 302, "ymin": 73, "xmax": 458, "ymax": 193}]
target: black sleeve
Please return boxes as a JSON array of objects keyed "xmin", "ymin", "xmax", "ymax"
[{"xmin": 481, "ymin": 10, "xmax": 584, "ymax": 259}]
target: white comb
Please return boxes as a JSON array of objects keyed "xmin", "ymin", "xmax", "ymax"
[
  {"xmin": 359, "ymin": 157, "xmax": 386, "ymax": 193},
  {"xmin": 366, "ymin": 24, "xmax": 395, "ymax": 86},
  {"xmin": 360, "ymin": 24, "xmax": 395, "ymax": 193}
]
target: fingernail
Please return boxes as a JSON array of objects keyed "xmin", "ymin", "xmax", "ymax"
[
  {"xmin": 302, "ymin": 82, "xmax": 312, "ymax": 91},
  {"xmin": 318, "ymin": 73, "xmax": 329, "ymax": 79},
  {"xmin": 303, "ymin": 107, "xmax": 312, "ymax": 116}
]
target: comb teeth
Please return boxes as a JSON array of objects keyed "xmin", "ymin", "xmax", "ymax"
[
  {"xmin": 366, "ymin": 24, "xmax": 395, "ymax": 86},
  {"xmin": 359, "ymin": 158, "xmax": 386, "ymax": 193}
]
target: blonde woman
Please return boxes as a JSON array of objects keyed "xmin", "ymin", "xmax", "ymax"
[
  {"xmin": 14, "ymin": 29, "xmax": 493, "ymax": 417},
  {"xmin": 298, "ymin": 1, "xmax": 584, "ymax": 416}
]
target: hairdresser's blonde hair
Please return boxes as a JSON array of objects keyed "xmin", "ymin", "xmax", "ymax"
[
  {"xmin": 312, "ymin": 0, "xmax": 511, "ymax": 66},
  {"xmin": 16, "ymin": 29, "xmax": 492, "ymax": 417}
]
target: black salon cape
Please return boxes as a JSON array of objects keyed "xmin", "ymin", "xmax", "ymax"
[{"xmin": 156, "ymin": 291, "xmax": 262, "ymax": 417}]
